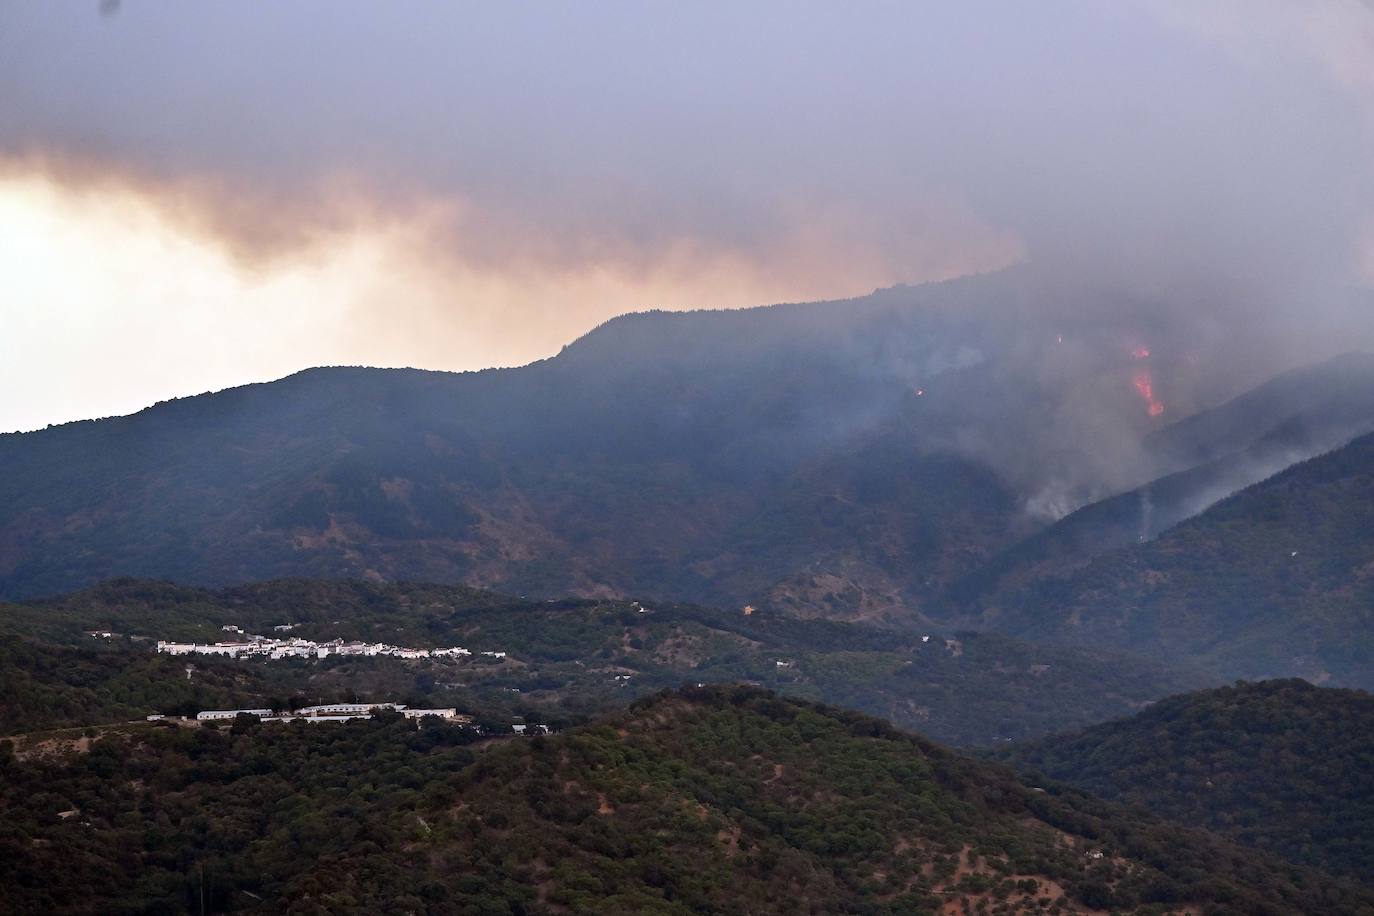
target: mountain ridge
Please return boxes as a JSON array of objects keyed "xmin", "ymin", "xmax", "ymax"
[
  {"xmin": 4, "ymin": 271, "xmax": 1373, "ymax": 650},
  {"xmin": 995, "ymin": 679, "xmax": 1374, "ymax": 882}
]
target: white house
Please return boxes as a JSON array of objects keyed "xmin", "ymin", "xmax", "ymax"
[
  {"xmin": 197, "ymin": 709, "xmax": 272, "ymax": 721},
  {"xmin": 402, "ymin": 708, "xmax": 465, "ymax": 720}
]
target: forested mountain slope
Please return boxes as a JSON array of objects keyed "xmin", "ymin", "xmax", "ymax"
[
  {"xmin": 0, "ymin": 274, "xmax": 1026, "ymax": 613},
  {"xmin": 8, "ymin": 268, "xmax": 1362, "ymax": 621},
  {"xmin": 997, "ymin": 680, "xmax": 1374, "ymax": 882},
  {"xmin": 981, "ymin": 431, "xmax": 1374, "ymax": 686},
  {"xmin": 3, "ymin": 686, "xmax": 1370, "ymax": 914}
]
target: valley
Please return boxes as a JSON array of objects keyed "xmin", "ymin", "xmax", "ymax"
[{"xmin": 0, "ymin": 578, "xmax": 1213, "ymax": 748}]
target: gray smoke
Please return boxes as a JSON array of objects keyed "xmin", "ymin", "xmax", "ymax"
[{"xmin": 2, "ymin": 1, "xmax": 1374, "ymax": 513}]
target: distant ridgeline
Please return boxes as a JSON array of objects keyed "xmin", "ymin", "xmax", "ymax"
[
  {"xmin": 4, "ymin": 266, "xmax": 1374, "ymax": 633},
  {"xmin": 2, "ymin": 686, "xmax": 1370, "ymax": 914}
]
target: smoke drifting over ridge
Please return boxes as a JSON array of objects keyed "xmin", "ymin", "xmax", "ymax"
[{"xmin": 2, "ymin": 0, "xmax": 1374, "ymax": 491}]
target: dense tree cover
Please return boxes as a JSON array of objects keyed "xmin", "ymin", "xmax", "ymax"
[
  {"xmin": 980, "ymin": 429, "xmax": 1374, "ymax": 688},
  {"xmin": 0, "ymin": 629, "xmax": 514, "ymax": 738},
  {"xmin": 995, "ymin": 679, "xmax": 1374, "ymax": 881},
  {"xmin": 2, "ymin": 686, "xmax": 1369, "ymax": 914},
  {"xmin": 0, "ymin": 578, "xmax": 1212, "ymax": 746},
  {"xmin": 0, "ymin": 631, "xmax": 298, "ymax": 735}
]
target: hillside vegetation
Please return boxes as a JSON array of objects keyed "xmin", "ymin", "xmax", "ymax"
[
  {"xmin": 996, "ymin": 679, "xmax": 1374, "ymax": 882},
  {"xmin": 950, "ymin": 352, "xmax": 1374, "ymax": 615},
  {"xmin": 981, "ymin": 431, "xmax": 1374, "ymax": 687},
  {"xmin": 11, "ymin": 269, "xmax": 1350, "ymax": 622},
  {"xmin": 0, "ymin": 630, "xmax": 285, "ymax": 735},
  {"xmin": 0, "ymin": 276, "xmax": 1032, "ymax": 614},
  {"xmin": 0, "ymin": 578, "xmax": 1212, "ymax": 746},
  {"xmin": 3, "ymin": 686, "xmax": 1370, "ymax": 914}
]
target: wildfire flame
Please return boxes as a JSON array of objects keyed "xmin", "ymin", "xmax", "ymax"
[
  {"xmin": 1128, "ymin": 343, "xmax": 1164, "ymax": 416},
  {"xmin": 1132, "ymin": 369, "xmax": 1165, "ymax": 417}
]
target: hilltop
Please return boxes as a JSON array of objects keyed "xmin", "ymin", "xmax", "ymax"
[{"xmin": 996, "ymin": 680, "xmax": 1374, "ymax": 882}]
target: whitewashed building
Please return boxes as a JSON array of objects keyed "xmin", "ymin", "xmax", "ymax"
[
  {"xmin": 197, "ymin": 709, "xmax": 272, "ymax": 721},
  {"xmin": 295, "ymin": 702, "xmax": 405, "ymax": 717}
]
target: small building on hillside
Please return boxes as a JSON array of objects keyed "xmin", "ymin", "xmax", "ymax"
[
  {"xmin": 402, "ymin": 708, "xmax": 467, "ymax": 721},
  {"xmin": 197, "ymin": 709, "xmax": 272, "ymax": 721}
]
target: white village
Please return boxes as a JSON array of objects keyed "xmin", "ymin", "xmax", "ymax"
[
  {"xmin": 141, "ymin": 625, "xmax": 543, "ymax": 731},
  {"xmin": 154, "ymin": 624, "xmax": 507, "ymax": 662},
  {"xmin": 180, "ymin": 702, "xmax": 467, "ymax": 724}
]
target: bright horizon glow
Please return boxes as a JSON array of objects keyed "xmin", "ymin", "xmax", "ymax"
[
  {"xmin": 4, "ymin": 3, "xmax": 1372, "ymax": 433},
  {"xmin": 0, "ymin": 169, "xmax": 1022, "ymax": 433},
  {"xmin": 1, "ymin": 171, "xmax": 418, "ymax": 433}
]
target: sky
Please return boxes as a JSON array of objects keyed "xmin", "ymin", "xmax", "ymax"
[{"xmin": 3, "ymin": 1, "xmax": 1374, "ymax": 432}]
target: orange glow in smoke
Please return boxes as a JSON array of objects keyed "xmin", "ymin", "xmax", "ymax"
[{"xmin": 1132, "ymin": 369, "xmax": 1165, "ymax": 416}]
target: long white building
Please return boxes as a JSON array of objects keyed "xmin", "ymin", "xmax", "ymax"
[{"xmin": 295, "ymin": 702, "xmax": 403, "ymax": 716}]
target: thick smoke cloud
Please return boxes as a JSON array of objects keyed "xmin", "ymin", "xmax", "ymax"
[
  {"xmin": 2, "ymin": 1, "xmax": 1374, "ymax": 501},
  {"xmin": 2, "ymin": 3, "xmax": 1370, "ymax": 293}
]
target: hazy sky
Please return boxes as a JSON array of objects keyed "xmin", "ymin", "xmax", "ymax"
[{"xmin": 3, "ymin": 1, "xmax": 1374, "ymax": 431}]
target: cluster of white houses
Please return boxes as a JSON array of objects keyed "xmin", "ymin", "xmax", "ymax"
[
  {"xmin": 185, "ymin": 702, "xmax": 471, "ymax": 725},
  {"xmin": 156, "ymin": 629, "xmax": 507, "ymax": 662}
]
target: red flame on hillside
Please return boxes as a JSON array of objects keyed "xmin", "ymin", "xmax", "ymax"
[
  {"xmin": 1127, "ymin": 342, "xmax": 1164, "ymax": 416},
  {"xmin": 1132, "ymin": 369, "xmax": 1165, "ymax": 416}
]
